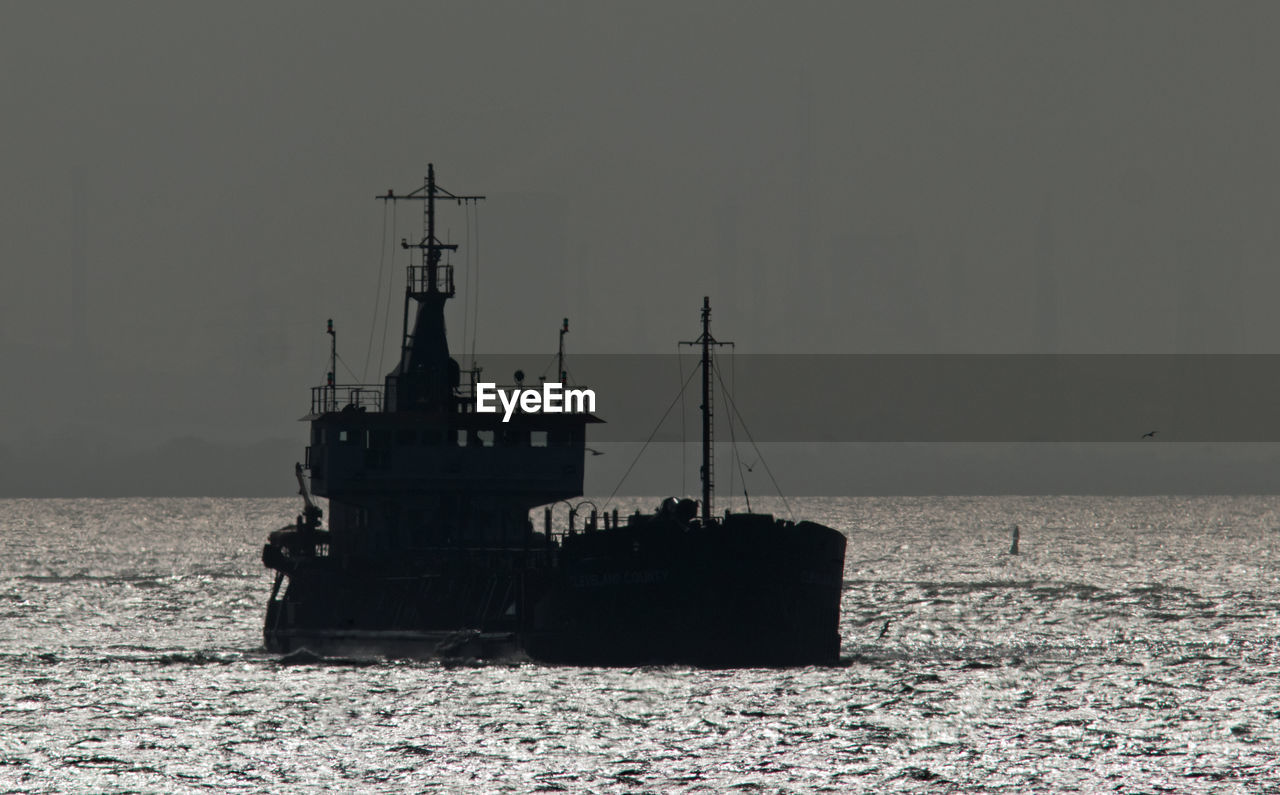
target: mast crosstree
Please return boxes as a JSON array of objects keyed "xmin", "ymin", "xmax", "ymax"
[
  {"xmin": 378, "ymin": 164, "xmax": 485, "ymax": 359},
  {"xmin": 376, "ymin": 164, "xmax": 485, "ymax": 412}
]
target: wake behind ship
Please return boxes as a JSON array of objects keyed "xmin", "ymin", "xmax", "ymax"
[{"xmin": 261, "ymin": 165, "xmax": 846, "ymax": 666}]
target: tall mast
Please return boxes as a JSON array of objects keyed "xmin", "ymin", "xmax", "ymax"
[
  {"xmin": 681, "ymin": 296, "xmax": 732, "ymax": 523},
  {"xmin": 700, "ymin": 298, "xmax": 713, "ymax": 521},
  {"xmin": 377, "ymin": 164, "xmax": 484, "ymax": 411},
  {"xmin": 426, "ymin": 163, "xmax": 439, "ymax": 294},
  {"xmin": 380, "ymin": 164, "xmax": 485, "ymax": 363}
]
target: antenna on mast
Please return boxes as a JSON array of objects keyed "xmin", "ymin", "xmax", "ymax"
[
  {"xmin": 326, "ymin": 318, "xmax": 336, "ymax": 412},
  {"xmin": 558, "ymin": 317, "xmax": 569, "ymax": 383}
]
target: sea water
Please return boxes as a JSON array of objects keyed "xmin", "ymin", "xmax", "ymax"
[{"xmin": 0, "ymin": 496, "xmax": 1277, "ymax": 793}]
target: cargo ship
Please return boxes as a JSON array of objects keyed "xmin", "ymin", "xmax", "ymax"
[{"xmin": 261, "ymin": 165, "xmax": 846, "ymax": 666}]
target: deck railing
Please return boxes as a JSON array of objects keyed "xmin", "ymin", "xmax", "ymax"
[
  {"xmin": 309, "ymin": 378, "xmax": 591, "ymax": 415},
  {"xmin": 407, "ymin": 263, "xmax": 454, "ymax": 296},
  {"xmin": 310, "ymin": 384, "xmax": 385, "ymax": 415}
]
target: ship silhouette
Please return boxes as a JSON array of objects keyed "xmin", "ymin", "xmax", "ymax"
[{"xmin": 261, "ymin": 165, "xmax": 846, "ymax": 666}]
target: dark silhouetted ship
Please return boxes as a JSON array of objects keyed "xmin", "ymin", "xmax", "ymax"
[{"xmin": 261, "ymin": 165, "xmax": 846, "ymax": 666}]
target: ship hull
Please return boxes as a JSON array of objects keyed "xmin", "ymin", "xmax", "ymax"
[
  {"xmin": 524, "ymin": 519, "xmax": 845, "ymax": 666},
  {"xmin": 263, "ymin": 519, "xmax": 846, "ymax": 667}
]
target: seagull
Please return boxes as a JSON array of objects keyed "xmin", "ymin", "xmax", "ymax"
[
  {"xmin": 585, "ymin": 447, "xmax": 605, "ymax": 456},
  {"xmin": 878, "ymin": 619, "xmax": 892, "ymax": 639},
  {"xmin": 1141, "ymin": 430, "xmax": 1157, "ymax": 439}
]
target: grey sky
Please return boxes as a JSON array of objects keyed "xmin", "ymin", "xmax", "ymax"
[{"xmin": 3, "ymin": 2, "xmax": 1279, "ymax": 494}]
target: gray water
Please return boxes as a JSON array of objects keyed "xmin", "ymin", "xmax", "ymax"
[{"xmin": 1, "ymin": 496, "xmax": 1277, "ymax": 793}]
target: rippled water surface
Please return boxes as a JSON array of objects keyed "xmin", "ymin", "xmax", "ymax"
[{"xmin": 1, "ymin": 496, "xmax": 1279, "ymax": 793}]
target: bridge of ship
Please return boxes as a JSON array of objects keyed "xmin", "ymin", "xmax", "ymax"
[{"xmin": 303, "ymin": 378, "xmax": 601, "ymax": 502}]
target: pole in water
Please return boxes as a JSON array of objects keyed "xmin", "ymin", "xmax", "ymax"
[{"xmin": 1010, "ymin": 524, "xmax": 1020, "ymax": 555}]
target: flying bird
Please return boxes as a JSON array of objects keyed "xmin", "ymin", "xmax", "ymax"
[
  {"xmin": 585, "ymin": 447, "xmax": 605, "ymax": 456},
  {"xmin": 878, "ymin": 619, "xmax": 892, "ymax": 639},
  {"xmin": 1141, "ymin": 430, "xmax": 1157, "ymax": 439}
]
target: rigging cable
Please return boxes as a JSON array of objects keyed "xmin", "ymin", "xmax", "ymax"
[
  {"xmin": 469, "ymin": 202, "xmax": 481, "ymax": 367},
  {"xmin": 720, "ymin": 350, "xmax": 751, "ymax": 514},
  {"xmin": 729, "ymin": 347, "xmax": 751, "ymax": 512},
  {"xmin": 362, "ymin": 201, "xmax": 391, "ymax": 382},
  {"xmin": 603, "ymin": 364, "xmax": 701, "ymax": 513},
  {"xmin": 537, "ymin": 351, "xmax": 559, "ymax": 381},
  {"xmin": 721, "ymin": 353, "xmax": 734, "ymax": 513},
  {"xmin": 335, "ymin": 351, "xmax": 361, "ymax": 383},
  {"xmin": 376, "ymin": 203, "xmax": 398, "ymax": 379},
  {"xmin": 461, "ymin": 201, "xmax": 472, "ymax": 366},
  {"xmin": 713, "ymin": 364, "xmax": 791, "ymax": 521},
  {"xmin": 678, "ymin": 344, "xmax": 687, "ymax": 495}
]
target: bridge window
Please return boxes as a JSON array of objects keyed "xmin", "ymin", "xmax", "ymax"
[
  {"xmin": 477, "ymin": 430, "xmax": 495, "ymax": 447},
  {"xmin": 531, "ymin": 431, "xmax": 548, "ymax": 447}
]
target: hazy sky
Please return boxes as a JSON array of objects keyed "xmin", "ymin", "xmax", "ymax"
[{"xmin": 4, "ymin": 2, "xmax": 1280, "ymax": 494}]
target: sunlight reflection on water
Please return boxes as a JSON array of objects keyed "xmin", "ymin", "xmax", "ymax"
[{"xmin": 0, "ymin": 496, "xmax": 1277, "ymax": 792}]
